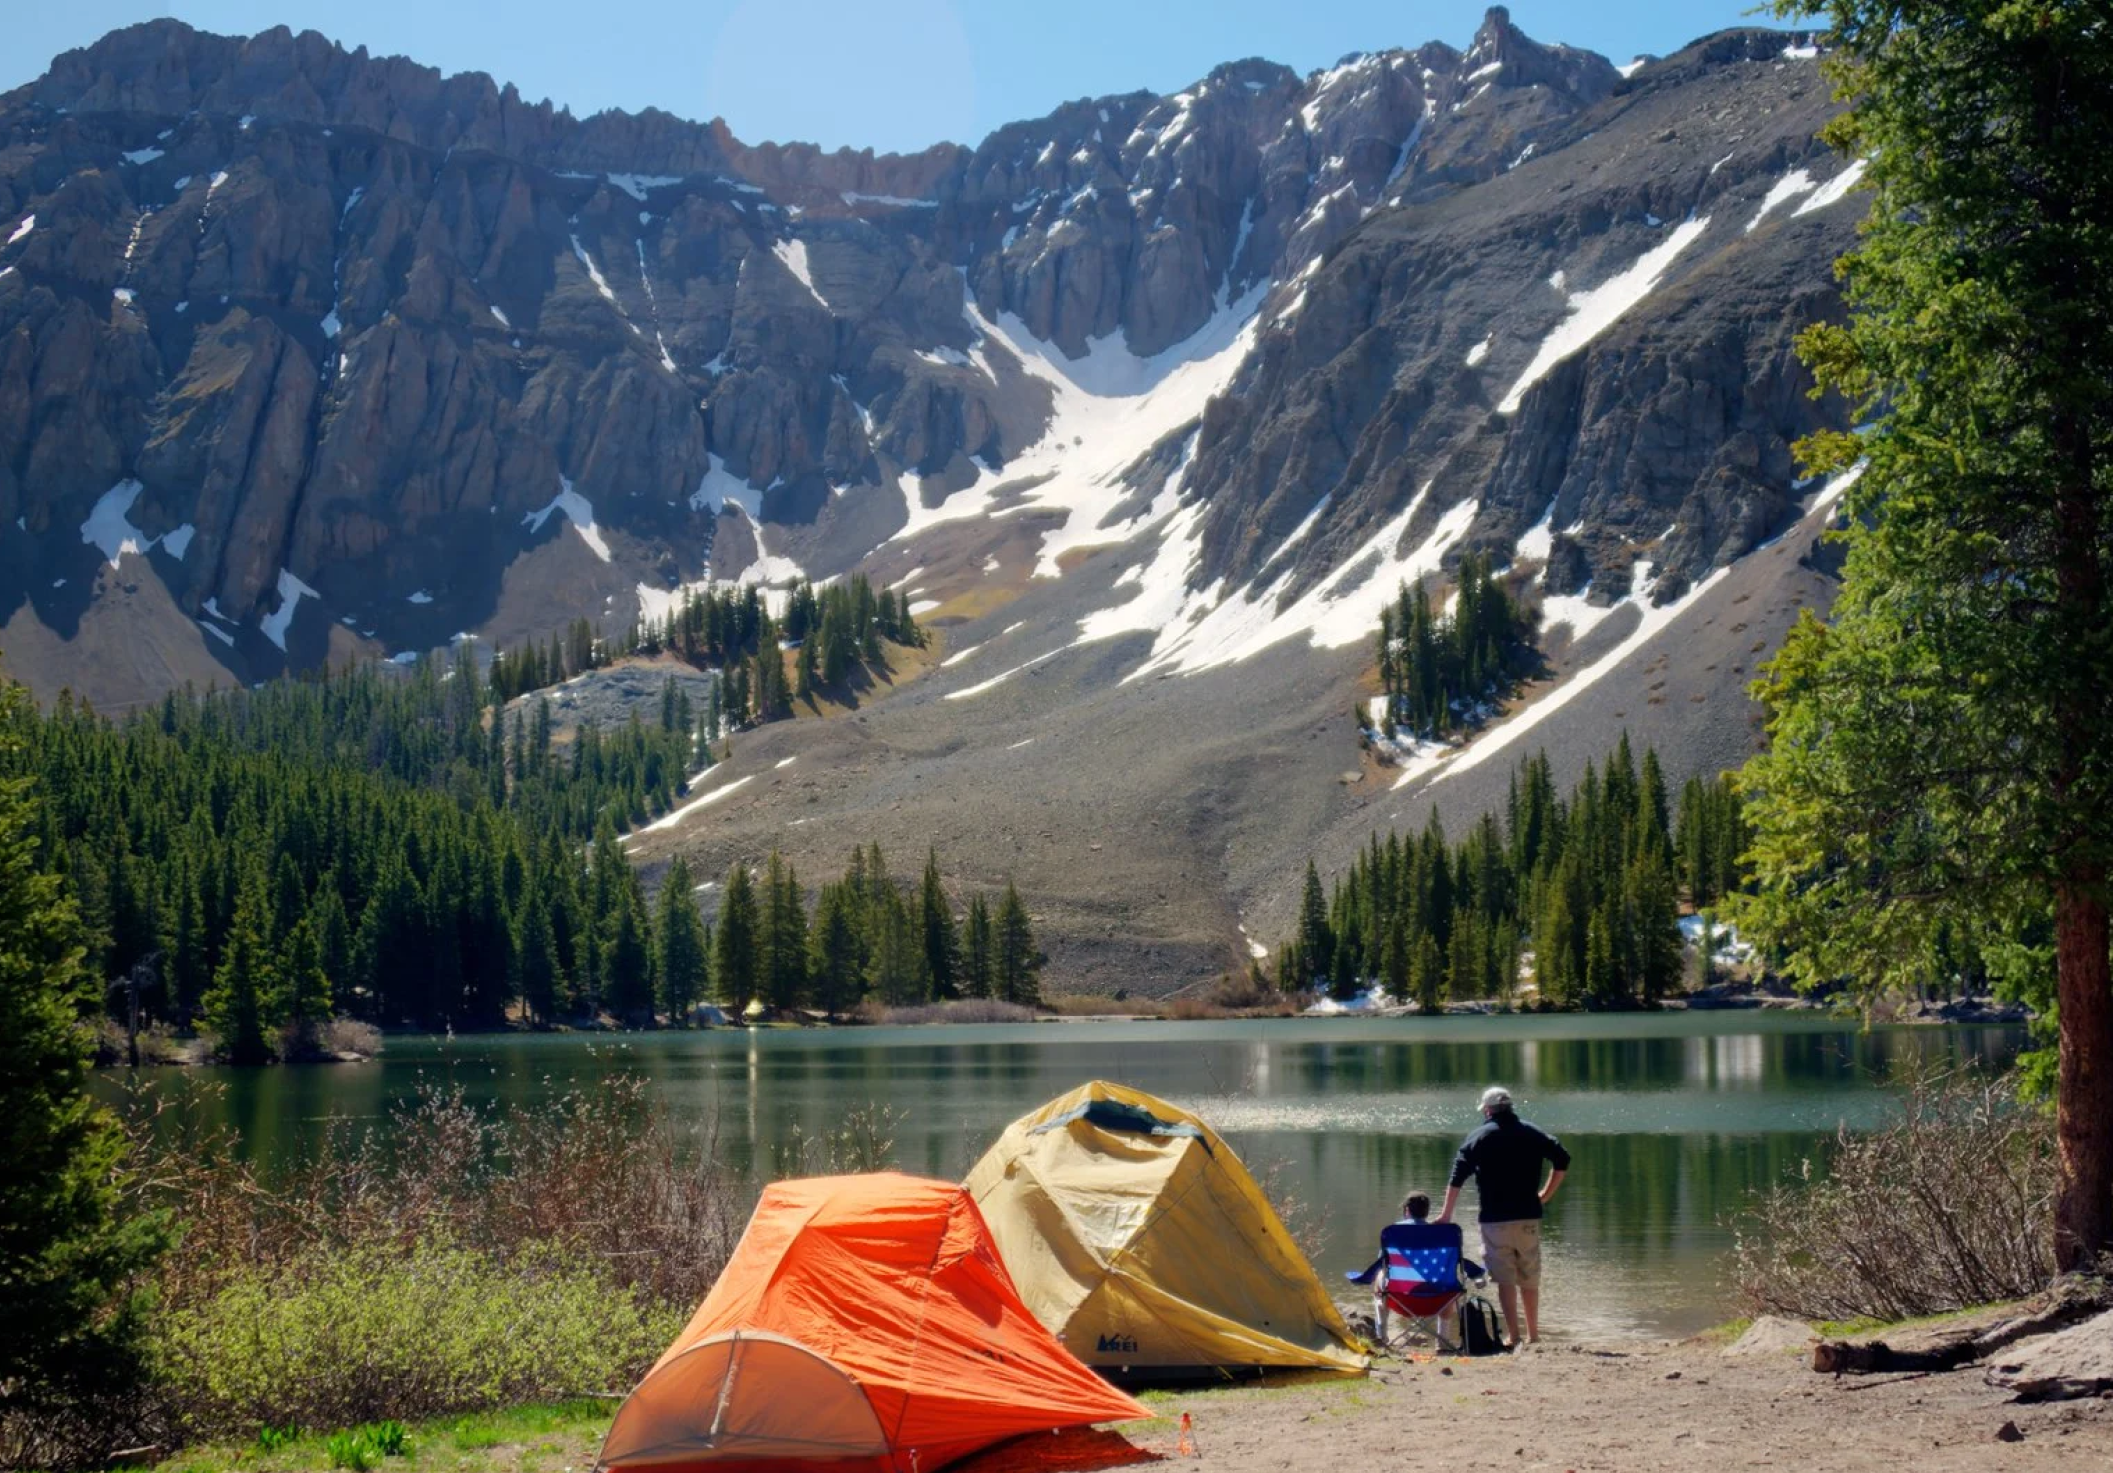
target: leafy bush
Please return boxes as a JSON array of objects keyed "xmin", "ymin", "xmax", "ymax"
[
  {"xmin": 156, "ymin": 1239, "xmax": 680, "ymax": 1441},
  {"xmin": 1733, "ymin": 1067, "xmax": 2055, "ymax": 1322}
]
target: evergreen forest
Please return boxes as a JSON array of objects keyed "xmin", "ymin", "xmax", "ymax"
[
  {"xmin": 0, "ymin": 633, "xmax": 1015, "ymax": 1056},
  {"xmin": 1375, "ymin": 553, "xmax": 1538, "ymax": 740},
  {"xmin": 1282, "ymin": 735, "xmax": 1746, "ymax": 1010}
]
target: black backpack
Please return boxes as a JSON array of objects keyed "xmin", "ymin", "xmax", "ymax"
[{"xmin": 1458, "ymin": 1297, "xmax": 1508, "ymax": 1356}]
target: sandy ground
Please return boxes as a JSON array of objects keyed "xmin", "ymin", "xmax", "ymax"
[{"xmin": 965, "ymin": 1336, "xmax": 2113, "ymax": 1473}]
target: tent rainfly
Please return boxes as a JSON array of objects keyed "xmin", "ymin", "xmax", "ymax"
[
  {"xmin": 597, "ymin": 1172, "xmax": 1146, "ymax": 1473},
  {"xmin": 965, "ymin": 1081, "xmax": 1368, "ymax": 1377}
]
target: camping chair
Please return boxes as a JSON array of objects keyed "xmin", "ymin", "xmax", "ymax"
[{"xmin": 1346, "ymin": 1221, "xmax": 1486, "ymax": 1356}]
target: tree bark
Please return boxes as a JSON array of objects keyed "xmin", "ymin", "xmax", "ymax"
[{"xmin": 2054, "ymin": 878, "xmax": 2113, "ymax": 1271}]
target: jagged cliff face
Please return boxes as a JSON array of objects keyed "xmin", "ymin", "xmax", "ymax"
[{"xmin": 0, "ymin": 8, "xmax": 1854, "ymax": 709}]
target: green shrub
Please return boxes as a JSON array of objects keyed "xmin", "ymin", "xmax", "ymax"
[{"xmin": 154, "ymin": 1238, "xmax": 682, "ymax": 1442}]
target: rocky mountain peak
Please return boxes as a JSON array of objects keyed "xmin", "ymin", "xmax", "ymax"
[{"xmin": 0, "ymin": 15, "xmax": 1859, "ymax": 721}]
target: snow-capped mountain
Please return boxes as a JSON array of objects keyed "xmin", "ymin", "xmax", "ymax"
[{"xmin": 0, "ymin": 10, "xmax": 1858, "ymax": 984}]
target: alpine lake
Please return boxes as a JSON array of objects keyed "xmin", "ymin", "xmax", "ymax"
[{"xmin": 110, "ymin": 1011, "xmax": 2025, "ymax": 1340}]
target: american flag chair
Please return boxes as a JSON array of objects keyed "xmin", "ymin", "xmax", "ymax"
[{"xmin": 1346, "ymin": 1220, "xmax": 1485, "ymax": 1355}]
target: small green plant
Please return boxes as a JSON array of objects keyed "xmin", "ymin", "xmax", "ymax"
[
  {"xmin": 256, "ymin": 1421, "xmax": 302, "ymax": 1452},
  {"xmin": 324, "ymin": 1420, "xmax": 412, "ymax": 1469},
  {"xmin": 324, "ymin": 1429, "xmax": 374, "ymax": 1471}
]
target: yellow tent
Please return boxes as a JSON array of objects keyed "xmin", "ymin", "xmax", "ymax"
[{"xmin": 964, "ymin": 1081, "xmax": 1367, "ymax": 1377}]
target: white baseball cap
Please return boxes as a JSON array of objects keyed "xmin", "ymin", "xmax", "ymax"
[{"xmin": 1480, "ymin": 1086, "xmax": 1514, "ymax": 1112}]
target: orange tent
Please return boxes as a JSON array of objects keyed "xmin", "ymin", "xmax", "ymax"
[{"xmin": 598, "ymin": 1172, "xmax": 1148, "ymax": 1472}]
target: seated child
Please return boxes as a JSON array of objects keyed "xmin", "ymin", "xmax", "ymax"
[{"xmin": 1350, "ymin": 1192, "xmax": 1484, "ymax": 1346}]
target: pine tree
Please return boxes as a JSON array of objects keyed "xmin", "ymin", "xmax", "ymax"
[
  {"xmin": 279, "ymin": 913, "xmax": 333, "ymax": 1043},
  {"xmin": 1412, "ymin": 931, "xmax": 1445, "ymax": 1014},
  {"xmin": 994, "ymin": 882, "xmax": 1042, "ymax": 1006},
  {"xmin": 655, "ymin": 856, "xmax": 709, "ymax": 1022},
  {"xmin": 808, "ymin": 883, "xmax": 864, "ymax": 1015},
  {"xmin": 1296, "ymin": 860, "xmax": 1333, "ymax": 990},
  {"xmin": 866, "ymin": 890, "xmax": 930, "ymax": 1006},
  {"xmin": 919, "ymin": 849, "xmax": 960, "ymax": 998},
  {"xmin": 205, "ymin": 869, "xmax": 280, "ymax": 1065},
  {"xmin": 165, "ymin": 869, "xmax": 211, "ymax": 1024},
  {"xmin": 0, "ymin": 709, "xmax": 164, "ymax": 1432},
  {"xmin": 962, "ymin": 892, "xmax": 995, "ymax": 998},
  {"xmin": 308, "ymin": 878, "xmax": 353, "ymax": 1015},
  {"xmin": 1743, "ymin": 0, "xmax": 2113, "ymax": 1266},
  {"xmin": 758, "ymin": 853, "xmax": 809, "ymax": 1010},
  {"xmin": 512, "ymin": 886, "xmax": 567, "ymax": 1026},
  {"xmin": 601, "ymin": 884, "xmax": 656, "ymax": 1022},
  {"xmin": 1583, "ymin": 906, "xmax": 1617, "ymax": 1009},
  {"xmin": 714, "ymin": 862, "xmax": 759, "ymax": 1006}
]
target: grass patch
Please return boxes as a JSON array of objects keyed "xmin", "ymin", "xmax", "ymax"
[
  {"xmin": 1692, "ymin": 1315, "xmax": 1754, "ymax": 1346},
  {"xmin": 158, "ymin": 1399, "xmax": 614, "ymax": 1473},
  {"xmin": 1812, "ymin": 1299, "xmax": 2029, "ymax": 1340}
]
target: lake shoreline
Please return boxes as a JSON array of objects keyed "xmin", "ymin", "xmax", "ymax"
[
  {"xmin": 133, "ymin": 1309, "xmax": 2113, "ymax": 1473},
  {"xmin": 95, "ymin": 987, "xmax": 2033, "ymax": 1070}
]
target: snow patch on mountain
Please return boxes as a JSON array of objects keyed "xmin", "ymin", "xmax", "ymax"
[
  {"xmin": 1497, "ymin": 217, "xmax": 1711, "ymax": 415},
  {"xmin": 1257, "ymin": 494, "xmax": 1332, "ymax": 575},
  {"xmin": 724, "ymin": 507, "xmax": 803, "ymax": 588},
  {"xmin": 259, "ymin": 569, "xmax": 320, "ymax": 651},
  {"xmin": 945, "ymin": 649, "xmax": 1062, "ymax": 701},
  {"xmin": 80, "ymin": 480, "xmax": 151, "ymax": 564},
  {"xmin": 1513, "ymin": 507, "xmax": 1556, "ymax": 563},
  {"xmin": 1745, "ymin": 169, "xmax": 1816, "ymax": 232},
  {"xmin": 773, "ymin": 239, "xmax": 827, "ymax": 308},
  {"xmin": 570, "ymin": 236, "xmax": 638, "ymax": 335},
  {"xmin": 1082, "ymin": 479, "xmax": 1481, "ymax": 680},
  {"xmin": 606, "ymin": 173, "xmax": 682, "ymax": 201},
  {"xmin": 889, "ymin": 282, "xmax": 1267, "ymax": 576},
  {"xmin": 1794, "ymin": 158, "xmax": 1868, "ymax": 216},
  {"xmin": 631, "ymin": 773, "xmax": 754, "ymax": 838},
  {"xmin": 692, "ymin": 455, "xmax": 765, "ymax": 516},
  {"xmin": 524, "ymin": 477, "xmax": 612, "ymax": 561}
]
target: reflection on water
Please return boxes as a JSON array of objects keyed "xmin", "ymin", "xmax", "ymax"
[{"xmin": 106, "ymin": 1013, "xmax": 2021, "ymax": 1340}]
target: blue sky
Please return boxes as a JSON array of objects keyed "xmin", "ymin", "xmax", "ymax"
[{"xmin": 4, "ymin": 3, "xmax": 1801, "ymax": 155}]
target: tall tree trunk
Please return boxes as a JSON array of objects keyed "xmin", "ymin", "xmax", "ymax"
[
  {"xmin": 2053, "ymin": 877, "xmax": 2113, "ymax": 1272},
  {"xmin": 2051, "ymin": 416, "xmax": 2112, "ymax": 1271}
]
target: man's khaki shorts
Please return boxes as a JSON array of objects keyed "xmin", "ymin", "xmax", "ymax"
[{"xmin": 1481, "ymin": 1219, "xmax": 1543, "ymax": 1289}]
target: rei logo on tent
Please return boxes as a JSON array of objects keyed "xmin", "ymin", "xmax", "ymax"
[{"xmin": 1096, "ymin": 1333, "xmax": 1139, "ymax": 1354}]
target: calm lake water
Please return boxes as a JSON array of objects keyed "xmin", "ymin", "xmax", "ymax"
[{"xmin": 111, "ymin": 1012, "xmax": 2023, "ymax": 1340}]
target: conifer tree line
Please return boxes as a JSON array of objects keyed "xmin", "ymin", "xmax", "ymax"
[
  {"xmin": 633, "ymin": 573, "xmax": 926, "ymax": 723},
  {"xmin": 483, "ymin": 574, "xmax": 924, "ymax": 725},
  {"xmin": 1375, "ymin": 553, "xmax": 1537, "ymax": 740},
  {"xmin": 1, "ymin": 657, "xmax": 1040, "ymax": 1046},
  {"xmin": 484, "ymin": 617, "xmax": 610, "ymax": 703},
  {"xmin": 0, "ymin": 655, "xmax": 723, "ymax": 1050},
  {"xmin": 1280, "ymin": 735, "xmax": 1744, "ymax": 1010},
  {"xmin": 698, "ymin": 845, "xmax": 1043, "ymax": 1015}
]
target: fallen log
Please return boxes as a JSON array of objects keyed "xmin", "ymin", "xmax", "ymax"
[{"xmin": 1814, "ymin": 1281, "xmax": 2111, "ymax": 1375}]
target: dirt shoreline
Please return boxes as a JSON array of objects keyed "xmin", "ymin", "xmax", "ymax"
[
  {"xmin": 1027, "ymin": 1334, "xmax": 2113, "ymax": 1473},
  {"xmin": 139, "ymin": 1318, "xmax": 2113, "ymax": 1472}
]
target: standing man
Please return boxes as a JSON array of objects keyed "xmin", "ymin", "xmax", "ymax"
[{"xmin": 1435, "ymin": 1085, "xmax": 1569, "ymax": 1347}]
